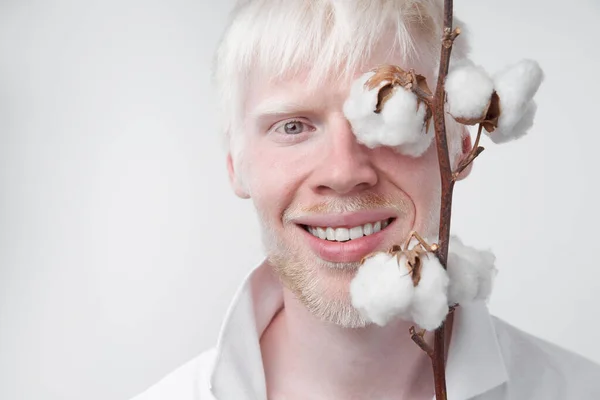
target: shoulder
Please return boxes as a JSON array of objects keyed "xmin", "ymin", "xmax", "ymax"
[
  {"xmin": 129, "ymin": 348, "xmax": 217, "ymax": 400},
  {"xmin": 491, "ymin": 316, "xmax": 600, "ymax": 399}
]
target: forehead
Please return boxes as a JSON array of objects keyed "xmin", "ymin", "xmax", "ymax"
[
  {"xmin": 245, "ymin": 73, "xmax": 347, "ymax": 118},
  {"xmin": 244, "ymin": 50, "xmax": 433, "ymax": 120}
]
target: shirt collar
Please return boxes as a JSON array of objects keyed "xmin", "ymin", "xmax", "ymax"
[
  {"xmin": 445, "ymin": 302, "xmax": 509, "ymax": 399},
  {"xmin": 209, "ymin": 261, "xmax": 283, "ymax": 400},
  {"xmin": 209, "ymin": 261, "xmax": 508, "ymax": 400}
]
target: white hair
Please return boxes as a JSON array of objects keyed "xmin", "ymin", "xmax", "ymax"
[{"xmin": 212, "ymin": 0, "xmax": 472, "ymax": 173}]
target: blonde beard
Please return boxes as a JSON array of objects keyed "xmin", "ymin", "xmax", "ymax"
[
  {"xmin": 268, "ymin": 248, "xmax": 369, "ymax": 328},
  {"xmin": 258, "ymin": 193, "xmax": 441, "ymax": 329}
]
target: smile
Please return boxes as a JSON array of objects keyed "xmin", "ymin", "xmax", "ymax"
[
  {"xmin": 291, "ymin": 210, "xmax": 399, "ymax": 262},
  {"xmin": 302, "ymin": 218, "xmax": 394, "ymax": 242}
]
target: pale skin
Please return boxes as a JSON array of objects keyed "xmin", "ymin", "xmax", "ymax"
[{"xmin": 227, "ymin": 53, "xmax": 473, "ymax": 399}]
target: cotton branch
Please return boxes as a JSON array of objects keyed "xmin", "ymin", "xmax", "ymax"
[
  {"xmin": 427, "ymin": 1, "xmax": 460, "ymax": 399},
  {"xmin": 344, "ymin": 2, "xmax": 544, "ymax": 398}
]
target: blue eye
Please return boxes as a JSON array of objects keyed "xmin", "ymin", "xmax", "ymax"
[{"xmin": 275, "ymin": 120, "xmax": 310, "ymax": 135}]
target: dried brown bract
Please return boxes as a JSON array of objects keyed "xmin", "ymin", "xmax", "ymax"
[
  {"xmin": 364, "ymin": 65, "xmax": 434, "ymax": 130},
  {"xmin": 383, "ymin": 231, "xmax": 440, "ymax": 286}
]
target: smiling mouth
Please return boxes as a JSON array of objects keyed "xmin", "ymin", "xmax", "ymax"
[{"xmin": 300, "ymin": 218, "xmax": 395, "ymax": 242}]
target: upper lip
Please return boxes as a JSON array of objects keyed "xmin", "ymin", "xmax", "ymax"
[{"xmin": 291, "ymin": 210, "xmax": 397, "ymax": 228}]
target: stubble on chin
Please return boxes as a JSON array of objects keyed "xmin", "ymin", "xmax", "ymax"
[
  {"xmin": 259, "ymin": 192, "xmax": 415, "ymax": 328},
  {"xmin": 268, "ymin": 248, "xmax": 369, "ymax": 328},
  {"xmin": 260, "ymin": 218, "xmax": 364, "ymax": 327}
]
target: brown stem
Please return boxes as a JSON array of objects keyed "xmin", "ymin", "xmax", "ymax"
[
  {"xmin": 473, "ymin": 122, "xmax": 483, "ymax": 149},
  {"xmin": 453, "ymin": 124, "xmax": 485, "ymax": 180},
  {"xmin": 429, "ymin": 1, "xmax": 459, "ymax": 399},
  {"xmin": 410, "ymin": 326, "xmax": 434, "ymax": 358}
]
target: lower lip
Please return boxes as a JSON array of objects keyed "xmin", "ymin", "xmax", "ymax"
[{"xmin": 299, "ymin": 221, "xmax": 394, "ymax": 263}]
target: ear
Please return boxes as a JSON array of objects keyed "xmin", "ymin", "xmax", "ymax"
[
  {"xmin": 227, "ymin": 153, "xmax": 250, "ymax": 199},
  {"xmin": 454, "ymin": 131, "xmax": 474, "ymax": 181}
]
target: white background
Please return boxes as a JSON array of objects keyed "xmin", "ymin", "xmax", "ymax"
[{"xmin": 1, "ymin": 0, "xmax": 599, "ymax": 399}]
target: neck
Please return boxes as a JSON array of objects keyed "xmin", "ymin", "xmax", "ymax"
[{"xmin": 260, "ymin": 287, "xmax": 435, "ymax": 400}]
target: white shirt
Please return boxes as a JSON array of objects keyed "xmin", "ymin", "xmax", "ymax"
[{"xmin": 132, "ymin": 261, "xmax": 600, "ymax": 400}]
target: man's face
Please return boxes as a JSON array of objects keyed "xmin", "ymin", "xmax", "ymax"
[{"xmin": 229, "ymin": 60, "xmax": 444, "ymax": 328}]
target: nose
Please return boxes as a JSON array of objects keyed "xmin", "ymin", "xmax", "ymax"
[{"xmin": 311, "ymin": 118, "xmax": 378, "ymax": 196}]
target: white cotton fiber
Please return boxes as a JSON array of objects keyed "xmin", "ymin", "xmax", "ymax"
[
  {"xmin": 445, "ymin": 60, "xmax": 495, "ymax": 121},
  {"xmin": 343, "ymin": 72, "xmax": 431, "ymax": 157},
  {"xmin": 491, "ymin": 59, "xmax": 544, "ymax": 142},
  {"xmin": 377, "ymin": 87, "xmax": 427, "ymax": 145},
  {"xmin": 343, "ymin": 71, "xmax": 380, "ymax": 123},
  {"xmin": 494, "ymin": 59, "xmax": 544, "ymax": 110},
  {"xmin": 343, "ymin": 71, "xmax": 388, "ymax": 149},
  {"xmin": 446, "ymin": 236, "xmax": 497, "ymax": 305},
  {"xmin": 350, "ymin": 252, "xmax": 415, "ymax": 326},
  {"xmin": 409, "ymin": 255, "xmax": 450, "ymax": 331},
  {"xmin": 380, "ymin": 89, "xmax": 432, "ymax": 157},
  {"xmin": 393, "ymin": 122, "xmax": 434, "ymax": 158},
  {"xmin": 490, "ymin": 101, "xmax": 538, "ymax": 144}
]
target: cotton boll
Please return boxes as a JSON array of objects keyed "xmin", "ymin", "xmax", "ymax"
[
  {"xmin": 445, "ymin": 60, "xmax": 495, "ymax": 121},
  {"xmin": 379, "ymin": 89, "xmax": 432, "ymax": 157},
  {"xmin": 449, "ymin": 235, "xmax": 497, "ymax": 301},
  {"xmin": 343, "ymin": 71, "xmax": 379, "ymax": 122},
  {"xmin": 489, "ymin": 101, "xmax": 538, "ymax": 144},
  {"xmin": 492, "ymin": 59, "xmax": 544, "ymax": 139},
  {"xmin": 409, "ymin": 255, "xmax": 450, "ymax": 331},
  {"xmin": 447, "ymin": 251, "xmax": 478, "ymax": 305},
  {"xmin": 343, "ymin": 72, "xmax": 430, "ymax": 156},
  {"xmin": 350, "ymin": 252, "xmax": 415, "ymax": 326},
  {"xmin": 343, "ymin": 71, "xmax": 389, "ymax": 148},
  {"xmin": 379, "ymin": 87, "xmax": 426, "ymax": 143},
  {"xmin": 494, "ymin": 59, "xmax": 544, "ymax": 106},
  {"xmin": 447, "ymin": 236, "xmax": 497, "ymax": 305}
]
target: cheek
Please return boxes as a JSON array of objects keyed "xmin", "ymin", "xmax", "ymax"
[
  {"xmin": 243, "ymin": 140, "xmax": 312, "ymax": 224},
  {"xmin": 411, "ymin": 147, "xmax": 441, "ymax": 204},
  {"xmin": 376, "ymin": 146, "xmax": 441, "ymax": 207}
]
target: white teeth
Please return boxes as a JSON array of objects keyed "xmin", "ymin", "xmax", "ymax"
[
  {"xmin": 326, "ymin": 227, "xmax": 335, "ymax": 240},
  {"xmin": 373, "ymin": 221, "xmax": 381, "ymax": 233},
  {"xmin": 306, "ymin": 219, "xmax": 392, "ymax": 241},
  {"xmin": 317, "ymin": 227, "xmax": 326, "ymax": 240},
  {"xmin": 335, "ymin": 228, "xmax": 350, "ymax": 241},
  {"xmin": 349, "ymin": 226, "xmax": 363, "ymax": 240}
]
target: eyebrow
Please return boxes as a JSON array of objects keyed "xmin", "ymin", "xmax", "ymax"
[{"xmin": 248, "ymin": 98, "xmax": 314, "ymax": 121}]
